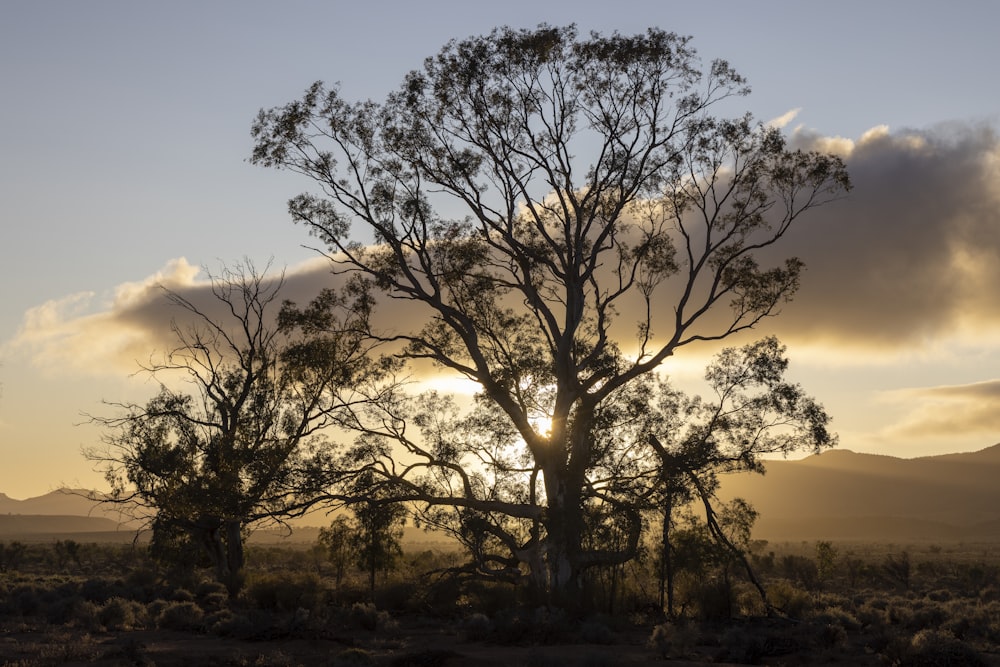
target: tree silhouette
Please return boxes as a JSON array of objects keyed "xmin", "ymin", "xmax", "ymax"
[
  {"xmin": 87, "ymin": 262, "xmax": 385, "ymax": 596},
  {"xmin": 252, "ymin": 25, "xmax": 848, "ymax": 606}
]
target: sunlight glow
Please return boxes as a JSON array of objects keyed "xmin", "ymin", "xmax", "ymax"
[{"xmin": 529, "ymin": 414, "xmax": 553, "ymax": 437}]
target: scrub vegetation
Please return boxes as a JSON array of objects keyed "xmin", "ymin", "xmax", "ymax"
[{"xmin": 0, "ymin": 536, "xmax": 998, "ymax": 664}]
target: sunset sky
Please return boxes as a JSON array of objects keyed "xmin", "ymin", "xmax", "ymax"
[{"xmin": 2, "ymin": 1, "xmax": 1000, "ymax": 499}]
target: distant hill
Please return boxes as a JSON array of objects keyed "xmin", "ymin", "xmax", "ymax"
[
  {"xmin": 0, "ymin": 489, "xmax": 144, "ymax": 540},
  {"xmin": 5, "ymin": 444, "xmax": 1000, "ymax": 543},
  {"xmin": 717, "ymin": 443, "xmax": 1000, "ymax": 542},
  {"xmin": 0, "ymin": 514, "xmax": 121, "ymax": 534},
  {"xmin": 0, "ymin": 489, "xmax": 134, "ymax": 523}
]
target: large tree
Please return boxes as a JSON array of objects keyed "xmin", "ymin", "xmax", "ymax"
[
  {"xmin": 88, "ymin": 263, "xmax": 384, "ymax": 596},
  {"xmin": 251, "ymin": 25, "xmax": 848, "ymax": 605}
]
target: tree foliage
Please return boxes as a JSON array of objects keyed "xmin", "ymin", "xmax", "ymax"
[
  {"xmin": 88, "ymin": 262, "xmax": 384, "ymax": 596},
  {"xmin": 251, "ymin": 25, "xmax": 848, "ymax": 605}
]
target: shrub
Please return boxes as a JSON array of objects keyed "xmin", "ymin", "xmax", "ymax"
[
  {"xmin": 156, "ymin": 600, "xmax": 205, "ymax": 631},
  {"xmin": 374, "ymin": 580, "xmax": 419, "ymax": 612},
  {"xmin": 346, "ymin": 601, "xmax": 376, "ymax": 631},
  {"xmin": 80, "ymin": 577, "xmax": 126, "ymax": 603},
  {"xmin": 688, "ymin": 578, "xmax": 733, "ymax": 621},
  {"xmin": 926, "ymin": 588, "xmax": 953, "ymax": 603},
  {"xmin": 210, "ymin": 608, "xmax": 276, "ymax": 638},
  {"xmin": 648, "ymin": 622, "xmax": 698, "ymax": 659},
  {"xmin": 99, "ymin": 596, "xmax": 147, "ymax": 630},
  {"xmin": 902, "ymin": 629, "xmax": 986, "ymax": 666},
  {"xmin": 767, "ymin": 580, "xmax": 812, "ymax": 619},
  {"xmin": 14, "ymin": 585, "xmax": 42, "ymax": 616},
  {"xmin": 247, "ymin": 572, "xmax": 323, "ymax": 611},
  {"xmin": 44, "ymin": 593, "xmax": 85, "ymax": 624},
  {"xmin": 170, "ymin": 588, "xmax": 195, "ymax": 602},
  {"xmin": 782, "ymin": 554, "xmax": 820, "ymax": 590},
  {"xmin": 71, "ymin": 599, "xmax": 103, "ymax": 631}
]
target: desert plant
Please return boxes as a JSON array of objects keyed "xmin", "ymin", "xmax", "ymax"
[
  {"xmin": 99, "ymin": 596, "xmax": 147, "ymax": 630},
  {"xmin": 767, "ymin": 580, "xmax": 812, "ymax": 619},
  {"xmin": 648, "ymin": 621, "xmax": 698, "ymax": 659},
  {"xmin": 883, "ymin": 551, "xmax": 912, "ymax": 590},
  {"xmin": 246, "ymin": 572, "xmax": 324, "ymax": 611},
  {"xmin": 156, "ymin": 600, "xmax": 205, "ymax": 631},
  {"xmin": 901, "ymin": 628, "xmax": 986, "ymax": 666},
  {"xmin": 349, "ymin": 601, "xmax": 379, "ymax": 631}
]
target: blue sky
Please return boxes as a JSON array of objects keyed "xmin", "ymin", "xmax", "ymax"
[{"xmin": 2, "ymin": 1, "xmax": 1000, "ymax": 498}]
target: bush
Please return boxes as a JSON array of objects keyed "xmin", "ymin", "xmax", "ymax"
[
  {"xmin": 247, "ymin": 572, "xmax": 324, "ymax": 611},
  {"xmin": 648, "ymin": 622, "xmax": 698, "ymax": 659},
  {"xmin": 687, "ymin": 578, "xmax": 733, "ymax": 621},
  {"xmin": 44, "ymin": 593, "xmax": 85, "ymax": 624},
  {"xmin": 210, "ymin": 608, "xmax": 276, "ymax": 638},
  {"xmin": 99, "ymin": 596, "xmax": 147, "ymax": 630},
  {"xmin": 374, "ymin": 580, "xmax": 419, "ymax": 612},
  {"xmin": 349, "ymin": 602, "xmax": 379, "ymax": 631},
  {"xmin": 13, "ymin": 585, "xmax": 43, "ymax": 616},
  {"xmin": 71, "ymin": 599, "xmax": 103, "ymax": 631},
  {"xmin": 156, "ymin": 600, "xmax": 205, "ymax": 631},
  {"xmin": 80, "ymin": 577, "xmax": 127, "ymax": 603},
  {"xmin": 767, "ymin": 580, "xmax": 812, "ymax": 619},
  {"xmin": 902, "ymin": 629, "xmax": 986, "ymax": 666}
]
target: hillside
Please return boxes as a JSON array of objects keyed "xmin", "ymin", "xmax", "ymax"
[
  {"xmin": 4, "ymin": 444, "xmax": 1000, "ymax": 543},
  {"xmin": 717, "ymin": 443, "xmax": 1000, "ymax": 541}
]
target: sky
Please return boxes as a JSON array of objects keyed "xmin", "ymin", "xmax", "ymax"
[{"xmin": 2, "ymin": 1, "xmax": 1000, "ymax": 499}]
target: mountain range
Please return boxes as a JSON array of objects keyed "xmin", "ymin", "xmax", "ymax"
[
  {"xmin": 716, "ymin": 443, "xmax": 1000, "ymax": 542},
  {"xmin": 3, "ymin": 444, "xmax": 1000, "ymax": 543}
]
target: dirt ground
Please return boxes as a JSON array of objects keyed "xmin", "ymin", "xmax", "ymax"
[
  {"xmin": 0, "ymin": 626, "xmax": 671, "ymax": 667},
  {"xmin": 0, "ymin": 618, "xmax": 767, "ymax": 667},
  {"xmin": 3, "ymin": 615, "xmax": 999, "ymax": 666}
]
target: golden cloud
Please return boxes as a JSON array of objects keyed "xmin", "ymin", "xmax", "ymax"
[
  {"xmin": 880, "ymin": 380, "xmax": 1000, "ymax": 439},
  {"xmin": 8, "ymin": 122, "xmax": 1000, "ymax": 380}
]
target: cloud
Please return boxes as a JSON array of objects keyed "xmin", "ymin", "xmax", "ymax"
[
  {"xmin": 9, "ymin": 122, "xmax": 1000, "ymax": 378},
  {"xmin": 766, "ymin": 122, "xmax": 1000, "ymax": 356},
  {"xmin": 880, "ymin": 380, "xmax": 1000, "ymax": 439},
  {"xmin": 5, "ymin": 258, "xmax": 202, "ymax": 376},
  {"xmin": 767, "ymin": 108, "xmax": 802, "ymax": 129},
  {"xmin": 3, "ymin": 254, "xmax": 428, "ymax": 379}
]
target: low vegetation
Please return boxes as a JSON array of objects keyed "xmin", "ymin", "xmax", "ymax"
[{"xmin": 0, "ymin": 535, "xmax": 998, "ymax": 665}]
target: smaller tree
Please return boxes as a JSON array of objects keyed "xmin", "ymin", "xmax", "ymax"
[
  {"xmin": 348, "ymin": 490, "xmax": 406, "ymax": 596},
  {"xmin": 318, "ymin": 514, "xmax": 354, "ymax": 589},
  {"xmin": 647, "ymin": 336, "xmax": 836, "ymax": 615},
  {"xmin": 87, "ymin": 262, "xmax": 384, "ymax": 596}
]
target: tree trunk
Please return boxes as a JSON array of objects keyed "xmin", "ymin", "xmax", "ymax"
[
  {"xmin": 224, "ymin": 521, "xmax": 245, "ymax": 598},
  {"xmin": 660, "ymin": 495, "xmax": 676, "ymax": 619},
  {"xmin": 541, "ymin": 465, "xmax": 584, "ymax": 609}
]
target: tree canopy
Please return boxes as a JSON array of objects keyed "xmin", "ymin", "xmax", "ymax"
[
  {"xmin": 252, "ymin": 24, "xmax": 849, "ymax": 606},
  {"xmin": 88, "ymin": 263, "xmax": 386, "ymax": 596}
]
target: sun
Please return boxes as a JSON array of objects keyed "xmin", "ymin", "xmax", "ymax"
[{"xmin": 529, "ymin": 414, "xmax": 553, "ymax": 437}]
